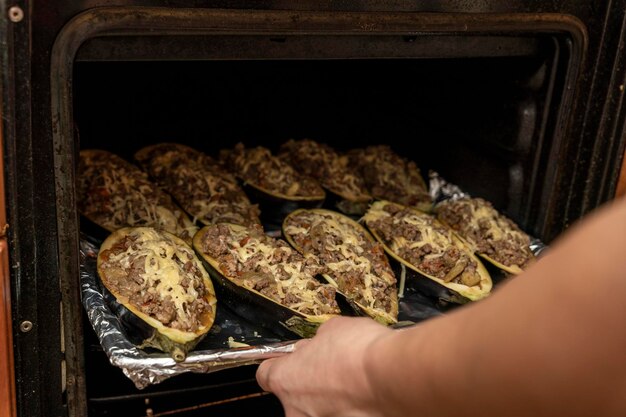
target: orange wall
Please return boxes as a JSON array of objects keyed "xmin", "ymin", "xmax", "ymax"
[{"xmin": 0, "ymin": 103, "xmax": 15, "ymax": 417}]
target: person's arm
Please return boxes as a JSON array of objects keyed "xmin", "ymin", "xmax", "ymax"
[{"xmin": 257, "ymin": 197, "xmax": 626, "ymax": 417}]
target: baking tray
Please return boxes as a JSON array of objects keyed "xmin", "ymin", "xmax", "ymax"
[{"xmin": 80, "ymin": 172, "xmax": 546, "ymax": 389}]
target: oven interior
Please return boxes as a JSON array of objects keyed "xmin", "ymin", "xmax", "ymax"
[
  {"xmin": 74, "ymin": 36, "xmax": 566, "ymax": 236},
  {"xmin": 70, "ymin": 31, "xmax": 569, "ymax": 416}
]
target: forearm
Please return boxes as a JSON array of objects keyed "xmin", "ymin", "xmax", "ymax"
[{"xmin": 366, "ymin": 198, "xmax": 626, "ymax": 417}]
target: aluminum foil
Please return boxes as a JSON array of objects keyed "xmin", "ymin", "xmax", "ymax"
[
  {"xmin": 80, "ymin": 173, "xmax": 546, "ymax": 389},
  {"xmin": 429, "ymin": 170, "xmax": 470, "ymax": 203},
  {"xmin": 80, "ymin": 237, "xmax": 295, "ymax": 389},
  {"xmin": 81, "ymin": 234, "xmax": 446, "ymax": 389},
  {"xmin": 429, "ymin": 171, "xmax": 548, "ymax": 257}
]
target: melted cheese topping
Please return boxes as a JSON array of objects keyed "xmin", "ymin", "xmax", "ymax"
[
  {"xmin": 231, "ymin": 229, "xmax": 311, "ymax": 296},
  {"xmin": 284, "ymin": 210, "xmax": 396, "ymax": 314},
  {"xmin": 78, "ymin": 150, "xmax": 198, "ymax": 242},
  {"xmin": 102, "ymin": 228, "xmax": 210, "ymax": 331},
  {"xmin": 364, "ymin": 203, "xmax": 452, "ymax": 254},
  {"xmin": 203, "ymin": 224, "xmax": 338, "ymax": 316},
  {"xmin": 436, "ymin": 198, "xmax": 532, "ymax": 268},
  {"xmin": 464, "ymin": 201, "xmax": 523, "ymax": 242},
  {"xmin": 348, "ymin": 146, "xmax": 430, "ymax": 207},
  {"xmin": 364, "ymin": 201, "xmax": 482, "ymax": 287},
  {"xmin": 135, "ymin": 144, "xmax": 260, "ymax": 227},
  {"xmin": 224, "ymin": 144, "xmax": 325, "ymax": 198},
  {"xmin": 278, "ymin": 139, "xmax": 371, "ymax": 201}
]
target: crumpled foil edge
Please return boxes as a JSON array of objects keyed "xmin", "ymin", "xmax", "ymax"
[
  {"xmin": 80, "ymin": 172, "xmax": 547, "ymax": 389},
  {"xmin": 80, "ymin": 239, "xmax": 296, "ymax": 389}
]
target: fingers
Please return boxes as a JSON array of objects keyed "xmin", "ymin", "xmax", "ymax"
[
  {"xmin": 316, "ymin": 316, "xmax": 383, "ymax": 336},
  {"xmin": 256, "ymin": 357, "xmax": 276, "ymax": 392},
  {"xmin": 294, "ymin": 338, "xmax": 311, "ymax": 352},
  {"xmin": 257, "ymin": 339, "xmax": 310, "ymax": 392}
]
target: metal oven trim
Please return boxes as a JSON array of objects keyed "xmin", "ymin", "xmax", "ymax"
[{"xmin": 49, "ymin": 8, "xmax": 587, "ymax": 417}]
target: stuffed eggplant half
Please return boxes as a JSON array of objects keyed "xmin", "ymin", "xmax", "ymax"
[
  {"xmin": 348, "ymin": 146, "xmax": 432, "ymax": 212},
  {"xmin": 193, "ymin": 223, "xmax": 340, "ymax": 337},
  {"xmin": 279, "ymin": 139, "xmax": 372, "ymax": 215},
  {"xmin": 77, "ymin": 149, "xmax": 198, "ymax": 244},
  {"xmin": 364, "ymin": 201, "xmax": 492, "ymax": 302},
  {"xmin": 283, "ymin": 209, "xmax": 398, "ymax": 325},
  {"xmin": 97, "ymin": 227, "xmax": 217, "ymax": 361},
  {"xmin": 435, "ymin": 198, "xmax": 535, "ymax": 274},
  {"xmin": 135, "ymin": 143, "xmax": 261, "ymax": 227},
  {"xmin": 220, "ymin": 143, "xmax": 325, "ymax": 226}
]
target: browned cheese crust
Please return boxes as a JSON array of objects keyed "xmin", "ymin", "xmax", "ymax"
[
  {"xmin": 348, "ymin": 145, "xmax": 431, "ymax": 208},
  {"xmin": 199, "ymin": 223, "xmax": 339, "ymax": 316},
  {"xmin": 278, "ymin": 139, "xmax": 371, "ymax": 202},
  {"xmin": 365, "ymin": 201, "xmax": 482, "ymax": 287},
  {"xmin": 220, "ymin": 143, "xmax": 325, "ymax": 199},
  {"xmin": 436, "ymin": 198, "xmax": 534, "ymax": 270},
  {"xmin": 77, "ymin": 150, "xmax": 197, "ymax": 243},
  {"xmin": 283, "ymin": 210, "xmax": 397, "ymax": 318},
  {"xmin": 135, "ymin": 143, "xmax": 261, "ymax": 227}
]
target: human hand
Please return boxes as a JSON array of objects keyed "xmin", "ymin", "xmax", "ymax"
[{"xmin": 256, "ymin": 316, "xmax": 393, "ymax": 417}]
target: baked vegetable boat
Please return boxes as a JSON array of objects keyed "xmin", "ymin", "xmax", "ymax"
[
  {"xmin": 435, "ymin": 197, "xmax": 535, "ymax": 274},
  {"xmin": 364, "ymin": 201, "xmax": 492, "ymax": 302},
  {"xmin": 220, "ymin": 143, "xmax": 325, "ymax": 225},
  {"xmin": 135, "ymin": 143, "xmax": 261, "ymax": 227},
  {"xmin": 97, "ymin": 227, "xmax": 217, "ymax": 361},
  {"xmin": 283, "ymin": 208, "xmax": 398, "ymax": 325},
  {"xmin": 193, "ymin": 223, "xmax": 340, "ymax": 337},
  {"xmin": 77, "ymin": 150, "xmax": 197, "ymax": 244},
  {"xmin": 279, "ymin": 139, "xmax": 371, "ymax": 215},
  {"xmin": 348, "ymin": 145, "xmax": 431, "ymax": 211}
]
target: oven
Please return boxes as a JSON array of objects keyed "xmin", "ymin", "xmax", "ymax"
[{"xmin": 2, "ymin": 1, "xmax": 626, "ymax": 417}]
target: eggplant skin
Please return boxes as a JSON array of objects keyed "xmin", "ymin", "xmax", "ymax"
[
  {"xmin": 363, "ymin": 201, "xmax": 492, "ymax": 302},
  {"xmin": 282, "ymin": 208, "xmax": 398, "ymax": 325},
  {"xmin": 192, "ymin": 224, "xmax": 339, "ymax": 338},
  {"xmin": 97, "ymin": 227, "xmax": 217, "ymax": 361}
]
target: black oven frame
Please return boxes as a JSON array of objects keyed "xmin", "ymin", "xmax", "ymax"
[{"xmin": 3, "ymin": 2, "xmax": 626, "ymax": 417}]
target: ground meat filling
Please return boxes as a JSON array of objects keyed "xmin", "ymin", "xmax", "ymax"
[
  {"xmin": 220, "ymin": 143, "xmax": 325, "ymax": 199},
  {"xmin": 199, "ymin": 223, "xmax": 339, "ymax": 316},
  {"xmin": 436, "ymin": 198, "xmax": 533, "ymax": 269},
  {"xmin": 135, "ymin": 144, "xmax": 261, "ymax": 227},
  {"xmin": 364, "ymin": 202, "xmax": 482, "ymax": 287},
  {"xmin": 284, "ymin": 210, "xmax": 397, "ymax": 317},
  {"xmin": 99, "ymin": 229, "xmax": 212, "ymax": 333},
  {"xmin": 278, "ymin": 139, "xmax": 371, "ymax": 202},
  {"xmin": 348, "ymin": 146, "xmax": 431, "ymax": 208},
  {"xmin": 77, "ymin": 150, "xmax": 198, "ymax": 244}
]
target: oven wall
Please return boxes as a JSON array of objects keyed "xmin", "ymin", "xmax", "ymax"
[
  {"xmin": 73, "ymin": 55, "xmax": 556, "ymax": 232},
  {"xmin": 2, "ymin": 2, "xmax": 626, "ymax": 417}
]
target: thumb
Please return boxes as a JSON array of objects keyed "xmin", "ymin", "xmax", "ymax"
[{"xmin": 256, "ymin": 358, "xmax": 278, "ymax": 392}]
